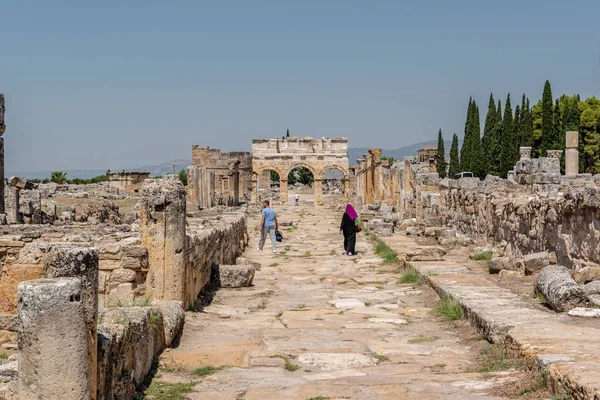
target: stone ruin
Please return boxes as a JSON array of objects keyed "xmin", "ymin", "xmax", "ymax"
[
  {"xmin": 355, "ymin": 132, "xmax": 600, "ymax": 315},
  {"xmin": 0, "ymin": 173, "xmax": 250, "ymax": 399}
]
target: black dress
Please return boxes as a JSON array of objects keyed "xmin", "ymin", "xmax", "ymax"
[{"xmin": 340, "ymin": 212, "xmax": 356, "ymax": 255}]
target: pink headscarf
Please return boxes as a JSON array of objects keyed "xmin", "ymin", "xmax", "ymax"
[{"xmin": 346, "ymin": 203, "xmax": 358, "ymax": 220}]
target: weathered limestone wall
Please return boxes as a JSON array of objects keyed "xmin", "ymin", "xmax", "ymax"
[
  {"xmin": 187, "ymin": 165, "xmax": 215, "ymax": 210},
  {"xmin": 443, "ymin": 178, "xmax": 600, "ymax": 268},
  {"xmin": 184, "ymin": 212, "xmax": 248, "ymax": 306}
]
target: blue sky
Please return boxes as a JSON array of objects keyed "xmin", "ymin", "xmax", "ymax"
[{"xmin": 2, "ymin": 0, "xmax": 600, "ymax": 172}]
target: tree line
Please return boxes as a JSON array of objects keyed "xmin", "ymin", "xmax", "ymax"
[{"xmin": 436, "ymin": 80, "xmax": 600, "ymax": 179}]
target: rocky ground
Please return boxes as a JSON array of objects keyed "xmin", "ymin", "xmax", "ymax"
[{"xmin": 143, "ymin": 204, "xmax": 545, "ymax": 400}]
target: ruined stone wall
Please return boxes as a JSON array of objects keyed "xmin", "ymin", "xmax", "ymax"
[
  {"xmin": 187, "ymin": 165, "xmax": 215, "ymax": 210},
  {"xmin": 107, "ymin": 172, "xmax": 150, "ymax": 192},
  {"xmin": 191, "ymin": 145, "xmax": 252, "ymax": 206},
  {"xmin": 443, "ymin": 177, "xmax": 600, "ymax": 269}
]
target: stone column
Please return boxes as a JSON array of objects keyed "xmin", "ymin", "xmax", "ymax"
[
  {"xmin": 279, "ymin": 178, "xmax": 288, "ymax": 204},
  {"xmin": 140, "ymin": 177, "xmax": 187, "ymax": 303},
  {"xmin": 18, "ymin": 278, "xmax": 91, "ymax": 399},
  {"xmin": 186, "ymin": 165, "xmax": 199, "ymax": 208},
  {"xmin": 4, "ymin": 186, "xmax": 19, "ymax": 224},
  {"xmin": 251, "ymin": 178, "xmax": 257, "ymax": 204},
  {"xmin": 44, "ymin": 245, "xmax": 99, "ymax": 400},
  {"xmin": 313, "ymin": 178, "xmax": 323, "ymax": 206},
  {"xmin": 519, "ymin": 147, "xmax": 532, "ymax": 160},
  {"xmin": 565, "ymin": 131, "xmax": 579, "ymax": 176},
  {"xmin": 344, "ymin": 178, "xmax": 350, "ymax": 200}
]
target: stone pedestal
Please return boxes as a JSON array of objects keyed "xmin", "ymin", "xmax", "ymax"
[
  {"xmin": 44, "ymin": 245, "xmax": 99, "ymax": 400},
  {"xmin": 519, "ymin": 147, "xmax": 532, "ymax": 160},
  {"xmin": 141, "ymin": 177, "xmax": 186, "ymax": 303},
  {"xmin": 18, "ymin": 278, "xmax": 91, "ymax": 399},
  {"xmin": 565, "ymin": 131, "xmax": 579, "ymax": 176}
]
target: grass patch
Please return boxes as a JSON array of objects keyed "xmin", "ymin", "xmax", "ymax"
[
  {"xmin": 329, "ymin": 249, "xmax": 336, "ymax": 255},
  {"xmin": 434, "ymin": 296, "xmax": 464, "ymax": 322},
  {"xmin": 375, "ymin": 354, "xmax": 389, "ymax": 362},
  {"xmin": 476, "ymin": 344, "xmax": 524, "ymax": 373},
  {"xmin": 302, "ymin": 251, "xmax": 312, "ymax": 257},
  {"xmin": 271, "ymin": 354, "xmax": 300, "ymax": 371},
  {"xmin": 337, "ymin": 281, "xmax": 348, "ymax": 285},
  {"xmin": 398, "ymin": 267, "xmax": 423, "ymax": 285},
  {"xmin": 149, "ymin": 310, "xmax": 162, "ymax": 329},
  {"xmin": 472, "ymin": 251, "xmax": 493, "ymax": 261},
  {"xmin": 319, "ymin": 277, "xmax": 326, "ymax": 282},
  {"xmin": 364, "ymin": 301, "xmax": 373, "ymax": 307},
  {"xmin": 284, "ymin": 245, "xmax": 291, "ymax": 251},
  {"xmin": 0, "ymin": 353, "xmax": 7, "ymax": 360},
  {"xmin": 408, "ymin": 335, "xmax": 439, "ymax": 344},
  {"xmin": 535, "ymin": 290, "xmax": 547, "ymax": 304},
  {"xmin": 192, "ymin": 365, "xmax": 223, "ymax": 376},
  {"xmin": 375, "ymin": 241, "xmax": 398, "ymax": 264},
  {"xmin": 269, "ymin": 263, "xmax": 279, "ymax": 267},
  {"xmin": 308, "ymin": 397, "xmax": 330, "ymax": 400},
  {"xmin": 138, "ymin": 381, "xmax": 195, "ymax": 399}
]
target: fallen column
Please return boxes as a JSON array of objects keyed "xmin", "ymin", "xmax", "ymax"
[
  {"xmin": 18, "ymin": 278, "xmax": 91, "ymax": 399},
  {"xmin": 536, "ymin": 265, "xmax": 591, "ymax": 312}
]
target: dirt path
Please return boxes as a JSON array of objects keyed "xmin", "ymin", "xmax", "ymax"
[{"xmin": 150, "ymin": 205, "xmax": 518, "ymax": 400}]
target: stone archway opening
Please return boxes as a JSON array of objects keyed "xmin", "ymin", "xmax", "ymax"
[
  {"xmin": 321, "ymin": 167, "xmax": 347, "ymax": 204},
  {"xmin": 287, "ymin": 166, "xmax": 315, "ymax": 205},
  {"xmin": 254, "ymin": 168, "xmax": 283, "ymax": 204}
]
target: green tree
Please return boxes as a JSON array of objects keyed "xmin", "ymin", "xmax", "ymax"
[
  {"xmin": 559, "ymin": 94, "xmax": 582, "ymax": 170},
  {"xmin": 436, "ymin": 129, "xmax": 447, "ymax": 178},
  {"xmin": 178, "ymin": 169, "xmax": 188, "ymax": 186},
  {"xmin": 460, "ymin": 98, "xmax": 473, "ymax": 171},
  {"xmin": 470, "ymin": 102, "xmax": 483, "ymax": 177},
  {"xmin": 500, "ymin": 94, "xmax": 516, "ymax": 178},
  {"xmin": 519, "ymin": 97, "xmax": 533, "ymax": 148},
  {"xmin": 288, "ymin": 167, "xmax": 314, "ymax": 187},
  {"xmin": 481, "ymin": 93, "xmax": 497, "ymax": 177},
  {"xmin": 579, "ymin": 97, "xmax": 600, "ymax": 173},
  {"xmin": 540, "ymin": 80, "xmax": 554, "ymax": 156},
  {"xmin": 448, "ymin": 134, "xmax": 460, "ymax": 177},
  {"xmin": 50, "ymin": 171, "xmax": 68, "ymax": 184},
  {"xmin": 286, "ymin": 129, "xmax": 290, "ymax": 138},
  {"xmin": 270, "ymin": 170, "xmax": 280, "ymax": 182},
  {"xmin": 554, "ymin": 99, "xmax": 565, "ymax": 172}
]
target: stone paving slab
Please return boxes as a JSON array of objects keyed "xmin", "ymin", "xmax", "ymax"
[{"xmin": 381, "ymin": 235, "xmax": 600, "ymax": 399}]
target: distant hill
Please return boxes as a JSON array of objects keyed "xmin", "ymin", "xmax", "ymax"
[
  {"xmin": 8, "ymin": 139, "xmax": 464, "ymax": 180},
  {"xmin": 7, "ymin": 159, "xmax": 192, "ymax": 180},
  {"xmin": 348, "ymin": 139, "xmax": 461, "ymax": 165}
]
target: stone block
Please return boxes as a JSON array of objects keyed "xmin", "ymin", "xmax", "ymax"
[
  {"xmin": 572, "ymin": 267, "xmax": 600, "ymax": 284},
  {"xmin": 536, "ymin": 265, "xmax": 591, "ymax": 312},
  {"xmin": 0, "ymin": 263, "xmax": 44, "ymax": 314},
  {"xmin": 566, "ymin": 131, "xmax": 578, "ymax": 149},
  {"xmin": 151, "ymin": 301, "xmax": 185, "ymax": 347},
  {"xmin": 121, "ymin": 245, "xmax": 148, "ymax": 259},
  {"xmin": 106, "ymin": 283, "xmax": 135, "ymax": 306},
  {"xmin": 99, "ymin": 259, "xmax": 121, "ymax": 270},
  {"xmin": 215, "ymin": 264, "xmax": 255, "ymax": 288},
  {"xmin": 405, "ymin": 226, "xmax": 422, "ymax": 236},
  {"xmin": 488, "ymin": 257, "xmax": 511, "ymax": 274},
  {"xmin": 405, "ymin": 246, "xmax": 446, "ymax": 262},
  {"xmin": 522, "ymin": 251, "xmax": 549, "ymax": 275},
  {"xmin": 110, "ymin": 268, "xmax": 137, "ymax": 283},
  {"xmin": 583, "ymin": 280, "xmax": 600, "ymax": 295},
  {"xmin": 121, "ymin": 256, "xmax": 142, "ymax": 270}
]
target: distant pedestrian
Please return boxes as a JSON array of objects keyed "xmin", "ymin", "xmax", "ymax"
[
  {"xmin": 340, "ymin": 203, "xmax": 358, "ymax": 256},
  {"xmin": 294, "ymin": 193, "xmax": 299, "ymax": 206},
  {"xmin": 258, "ymin": 200, "xmax": 279, "ymax": 253}
]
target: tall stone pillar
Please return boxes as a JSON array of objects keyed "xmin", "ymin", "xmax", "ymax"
[
  {"xmin": 279, "ymin": 178, "xmax": 288, "ymax": 204},
  {"xmin": 313, "ymin": 178, "xmax": 323, "ymax": 206},
  {"xmin": 0, "ymin": 94, "xmax": 5, "ymax": 215},
  {"xmin": 344, "ymin": 178, "xmax": 350, "ymax": 200},
  {"xmin": 251, "ymin": 178, "xmax": 257, "ymax": 204},
  {"xmin": 44, "ymin": 245, "xmax": 99, "ymax": 400},
  {"xmin": 140, "ymin": 177, "xmax": 186, "ymax": 303},
  {"xmin": 186, "ymin": 165, "xmax": 199, "ymax": 208},
  {"xmin": 565, "ymin": 131, "xmax": 579, "ymax": 176},
  {"xmin": 18, "ymin": 278, "xmax": 91, "ymax": 399}
]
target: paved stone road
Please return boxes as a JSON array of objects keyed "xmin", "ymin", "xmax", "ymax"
[{"xmin": 156, "ymin": 205, "xmax": 515, "ymax": 399}]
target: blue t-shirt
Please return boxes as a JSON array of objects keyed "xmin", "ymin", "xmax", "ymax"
[{"xmin": 262, "ymin": 207, "xmax": 277, "ymax": 227}]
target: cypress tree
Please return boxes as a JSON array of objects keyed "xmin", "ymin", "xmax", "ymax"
[
  {"xmin": 554, "ymin": 99, "xmax": 565, "ymax": 172},
  {"xmin": 523, "ymin": 98, "xmax": 534, "ymax": 147},
  {"xmin": 449, "ymin": 133, "xmax": 460, "ymax": 177},
  {"xmin": 540, "ymin": 80, "xmax": 554, "ymax": 156},
  {"xmin": 436, "ymin": 129, "xmax": 447, "ymax": 178},
  {"xmin": 481, "ymin": 93, "xmax": 497, "ymax": 177},
  {"xmin": 286, "ymin": 129, "xmax": 290, "ymax": 138},
  {"xmin": 490, "ymin": 100, "xmax": 503, "ymax": 175},
  {"xmin": 500, "ymin": 94, "xmax": 515, "ymax": 177},
  {"xmin": 460, "ymin": 98, "xmax": 473, "ymax": 171},
  {"xmin": 514, "ymin": 104, "xmax": 521, "ymax": 148},
  {"xmin": 470, "ymin": 102, "xmax": 483, "ymax": 177}
]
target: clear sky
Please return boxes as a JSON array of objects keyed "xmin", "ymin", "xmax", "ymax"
[{"xmin": 2, "ymin": 0, "xmax": 600, "ymax": 172}]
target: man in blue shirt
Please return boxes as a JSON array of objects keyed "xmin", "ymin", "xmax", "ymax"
[{"xmin": 258, "ymin": 200, "xmax": 278, "ymax": 253}]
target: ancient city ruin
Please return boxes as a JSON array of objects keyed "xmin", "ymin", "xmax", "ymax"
[{"xmin": 0, "ymin": 92, "xmax": 599, "ymax": 399}]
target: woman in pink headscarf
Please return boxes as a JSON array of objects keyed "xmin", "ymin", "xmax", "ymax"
[{"xmin": 340, "ymin": 203, "xmax": 359, "ymax": 256}]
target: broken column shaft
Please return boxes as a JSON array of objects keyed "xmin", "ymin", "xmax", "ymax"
[
  {"xmin": 44, "ymin": 245, "xmax": 99, "ymax": 400},
  {"xmin": 140, "ymin": 176, "xmax": 187, "ymax": 303},
  {"xmin": 18, "ymin": 278, "xmax": 91, "ymax": 399},
  {"xmin": 565, "ymin": 131, "xmax": 579, "ymax": 176}
]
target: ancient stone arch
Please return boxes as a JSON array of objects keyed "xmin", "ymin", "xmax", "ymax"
[{"xmin": 251, "ymin": 137, "xmax": 349, "ymax": 205}]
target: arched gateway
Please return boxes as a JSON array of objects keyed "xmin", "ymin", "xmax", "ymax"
[{"xmin": 251, "ymin": 137, "xmax": 349, "ymax": 205}]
